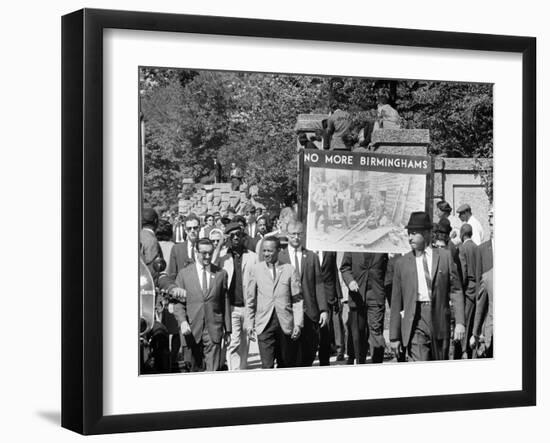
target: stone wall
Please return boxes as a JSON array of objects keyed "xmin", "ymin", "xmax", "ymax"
[
  {"xmin": 295, "ymin": 116, "xmax": 492, "ymax": 232},
  {"xmin": 178, "ymin": 182, "xmax": 249, "ymax": 216}
]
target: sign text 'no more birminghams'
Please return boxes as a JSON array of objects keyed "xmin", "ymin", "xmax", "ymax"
[{"xmin": 303, "ymin": 149, "xmax": 431, "ymax": 175}]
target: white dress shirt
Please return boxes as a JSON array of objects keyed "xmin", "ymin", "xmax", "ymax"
[
  {"xmin": 195, "ymin": 262, "xmax": 212, "ymax": 291},
  {"xmin": 288, "ymin": 246, "xmax": 302, "ymax": 275},
  {"xmin": 415, "ymin": 246, "xmax": 433, "ymax": 302},
  {"xmin": 466, "ymin": 215, "xmax": 485, "ymax": 245}
]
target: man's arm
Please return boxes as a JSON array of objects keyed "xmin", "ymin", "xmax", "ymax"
[
  {"xmin": 245, "ymin": 265, "xmax": 258, "ymax": 332},
  {"xmin": 389, "ymin": 262, "xmax": 403, "ymax": 342},
  {"xmin": 449, "ymin": 252, "xmax": 465, "ymax": 326},
  {"xmin": 458, "ymin": 245, "xmax": 469, "ymax": 289},
  {"xmin": 339, "ymin": 252, "xmax": 355, "ymax": 287}
]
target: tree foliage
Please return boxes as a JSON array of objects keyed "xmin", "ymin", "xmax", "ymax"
[{"xmin": 140, "ymin": 69, "xmax": 493, "ymax": 211}]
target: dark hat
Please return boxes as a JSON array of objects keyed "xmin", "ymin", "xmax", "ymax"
[
  {"xmin": 142, "ymin": 208, "xmax": 158, "ymax": 225},
  {"xmin": 436, "ymin": 200, "xmax": 452, "ymax": 213},
  {"xmin": 457, "ymin": 203, "xmax": 471, "ymax": 214},
  {"xmin": 434, "ymin": 218, "xmax": 452, "ymax": 234},
  {"xmin": 220, "ymin": 216, "xmax": 231, "ymax": 225},
  {"xmin": 224, "ymin": 222, "xmax": 242, "ymax": 234},
  {"xmin": 405, "ymin": 211, "xmax": 433, "ymax": 230},
  {"xmin": 232, "ymin": 215, "xmax": 246, "ymax": 225}
]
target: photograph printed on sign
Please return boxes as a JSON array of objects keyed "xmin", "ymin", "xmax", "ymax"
[
  {"xmin": 138, "ymin": 67, "xmax": 494, "ymax": 374},
  {"xmin": 306, "ymin": 164, "xmax": 427, "ymax": 254}
]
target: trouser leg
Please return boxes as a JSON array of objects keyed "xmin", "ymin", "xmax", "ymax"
[
  {"xmin": 257, "ymin": 311, "xmax": 278, "ymax": 369},
  {"xmin": 366, "ymin": 302, "xmax": 386, "ymax": 363}
]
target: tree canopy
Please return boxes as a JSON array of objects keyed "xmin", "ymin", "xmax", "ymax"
[{"xmin": 140, "ymin": 69, "xmax": 493, "ymax": 212}]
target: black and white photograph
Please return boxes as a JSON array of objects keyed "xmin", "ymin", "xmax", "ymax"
[{"xmin": 139, "ymin": 68, "xmax": 494, "ymax": 374}]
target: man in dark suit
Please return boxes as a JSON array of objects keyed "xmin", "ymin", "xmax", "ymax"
[
  {"xmin": 390, "ymin": 212, "xmax": 465, "ymax": 361},
  {"xmin": 232, "ymin": 215, "xmax": 257, "ymax": 252},
  {"xmin": 165, "ymin": 238, "xmax": 231, "ymax": 371},
  {"xmin": 471, "ymin": 208, "xmax": 494, "ymax": 357},
  {"xmin": 161, "ymin": 214, "xmax": 201, "ymax": 288},
  {"xmin": 140, "ymin": 208, "xmax": 164, "ymax": 280},
  {"xmin": 340, "ymin": 250, "xmax": 388, "ymax": 364},
  {"xmin": 457, "ymin": 224, "xmax": 479, "ymax": 359},
  {"xmin": 316, "ymin": 250, "xmax": 344, "ymax": 365},
  {"xmin": 279, "ymin": 221, "xmax": 328, "ymax": 366}
]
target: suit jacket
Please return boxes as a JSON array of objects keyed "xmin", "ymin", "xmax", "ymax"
[
  {"xmin": 246, "ymin": 261, "xmax": 304, "ymax": 335},
  {"xmin": 140, "ymin": 228, "xmax": 163, "ymax": 279},
  {"xmin": 161, "ymin": 241, "xmax": 195, "ymax": 289},
  {"xmin": 477, "ymin": 239, "xmax": 493, "ymax": 274},
  {"xmin": 473, "ymin": 268, "xmax": 493, "ymax": 346},
  {"xmin": 171, "ymin": 263, "xmax": 231, "ymax": 344},
  {"xmin": 390, "ymin": 248, "xmax": 465, "ymax": 347},
  {"xmin": 340, "ymin": 252, "xmax": 388, "ymax": 307},
  {"xmin": 458, "ymin": 239, "xmax": 479, "ymax": 301},
  {"xmin": 279, "ymin": 248, "xmax": 328, "ymax": 322},
  {"xmin": 219, "ymin": 249, "xmax": 258, "ymax": 306},
  {"xmin": 319, "ymin": 251, "xmax": 343, "ymax": 305}
]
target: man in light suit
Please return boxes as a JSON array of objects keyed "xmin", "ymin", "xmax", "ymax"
[
  {"xmin": 165, "ymin": 238, "xmax": 231, "ymax": 371},
  {"xmin": 219, "ymin": 222, "xmax": 258, "ymax": 370},
  {"xmin": 246, "ymin": 236, "xmax": 304, "ymax": 368},
  {"xmin": 279, "ymin": 221, "xmax": 328, "ymax": 366},
  {"xmin": 390, "ymin": 212, "xmax": 465, "ymax": 361}
]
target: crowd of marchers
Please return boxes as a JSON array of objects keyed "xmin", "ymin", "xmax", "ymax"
[{"xmin": 139, "ymin": 198, "xmax": 493, "ymax": 374}]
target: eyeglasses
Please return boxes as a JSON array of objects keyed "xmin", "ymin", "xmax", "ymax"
[
  {"xmin": 186, "ymin": 225, "xmax": 200, "ymax": 231},
  {"xmin": 229, "ymin": 232, "xmax": 243, "ymax": 239}
]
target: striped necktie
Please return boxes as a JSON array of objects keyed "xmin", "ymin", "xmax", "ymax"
[{"xmin": 422, "ymin": 252, "xmax": 432, "ymax": 299}]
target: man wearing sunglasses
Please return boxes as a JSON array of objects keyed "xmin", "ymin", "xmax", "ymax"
[
  {"xmin": 165, "ymin": 238, "xmax": 231, "ymax": 372},
  {"xmin": 390, "ymin": 211, "xmax": 465, "ymax": 361},
  {"xmin": 161, "ymin": 214, "xmax": 201, "ymax": 287},
  {"xmin": 219, "ymin": 223, "xmax": 258, "ymax": 370}
]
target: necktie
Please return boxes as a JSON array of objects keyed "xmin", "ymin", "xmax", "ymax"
[
  {"xmin": 294, "ymin": 249, "xmax": 300, "ymax": 276},
  {"xmin": 422, "ymin": 252, "xmax": 432, "ymax": 299},
  {"xmin": 191, "ymin": 245, "xmax": 195, "ymax": 262},
  {"xmin": 272, "ymin": 264, "xmax": 277, "ymax": 281},
  {"xmin": 202, "ymin": 267, "xmax": 208, "ymax": 294}
]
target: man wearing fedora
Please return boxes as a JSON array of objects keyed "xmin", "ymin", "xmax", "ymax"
[
  {"xmin": 435, "ymin": 200, "xmax": 461, "ymax": 244},
  {"xmin": 390, "ymin": 211, "xmax": 465, "ymax": 361}
]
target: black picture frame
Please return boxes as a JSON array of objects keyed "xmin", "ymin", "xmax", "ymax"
[{"xmin": 61, "ymin": 8, "xmax": 536, "ymax": 435}]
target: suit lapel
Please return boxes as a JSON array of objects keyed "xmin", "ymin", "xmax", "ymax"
[
  {"xmin": 300, "ymin": 249, "xmax": 306, "ymax": 278},
  {"xmin": 431, "ymin": 248, "xmax": 440, "ymax": 286},
  {"xmin": 187, "ymin": 264, "xmax": 203, "ymax": 298},
  {"xmin": 408, "ymin": 253, "xmax": 419, "ymax": 296}
]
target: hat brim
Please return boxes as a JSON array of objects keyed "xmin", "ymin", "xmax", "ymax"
[{"xmin": 404, "ymin": 223, "xmax": 434, "ymax": 231}]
